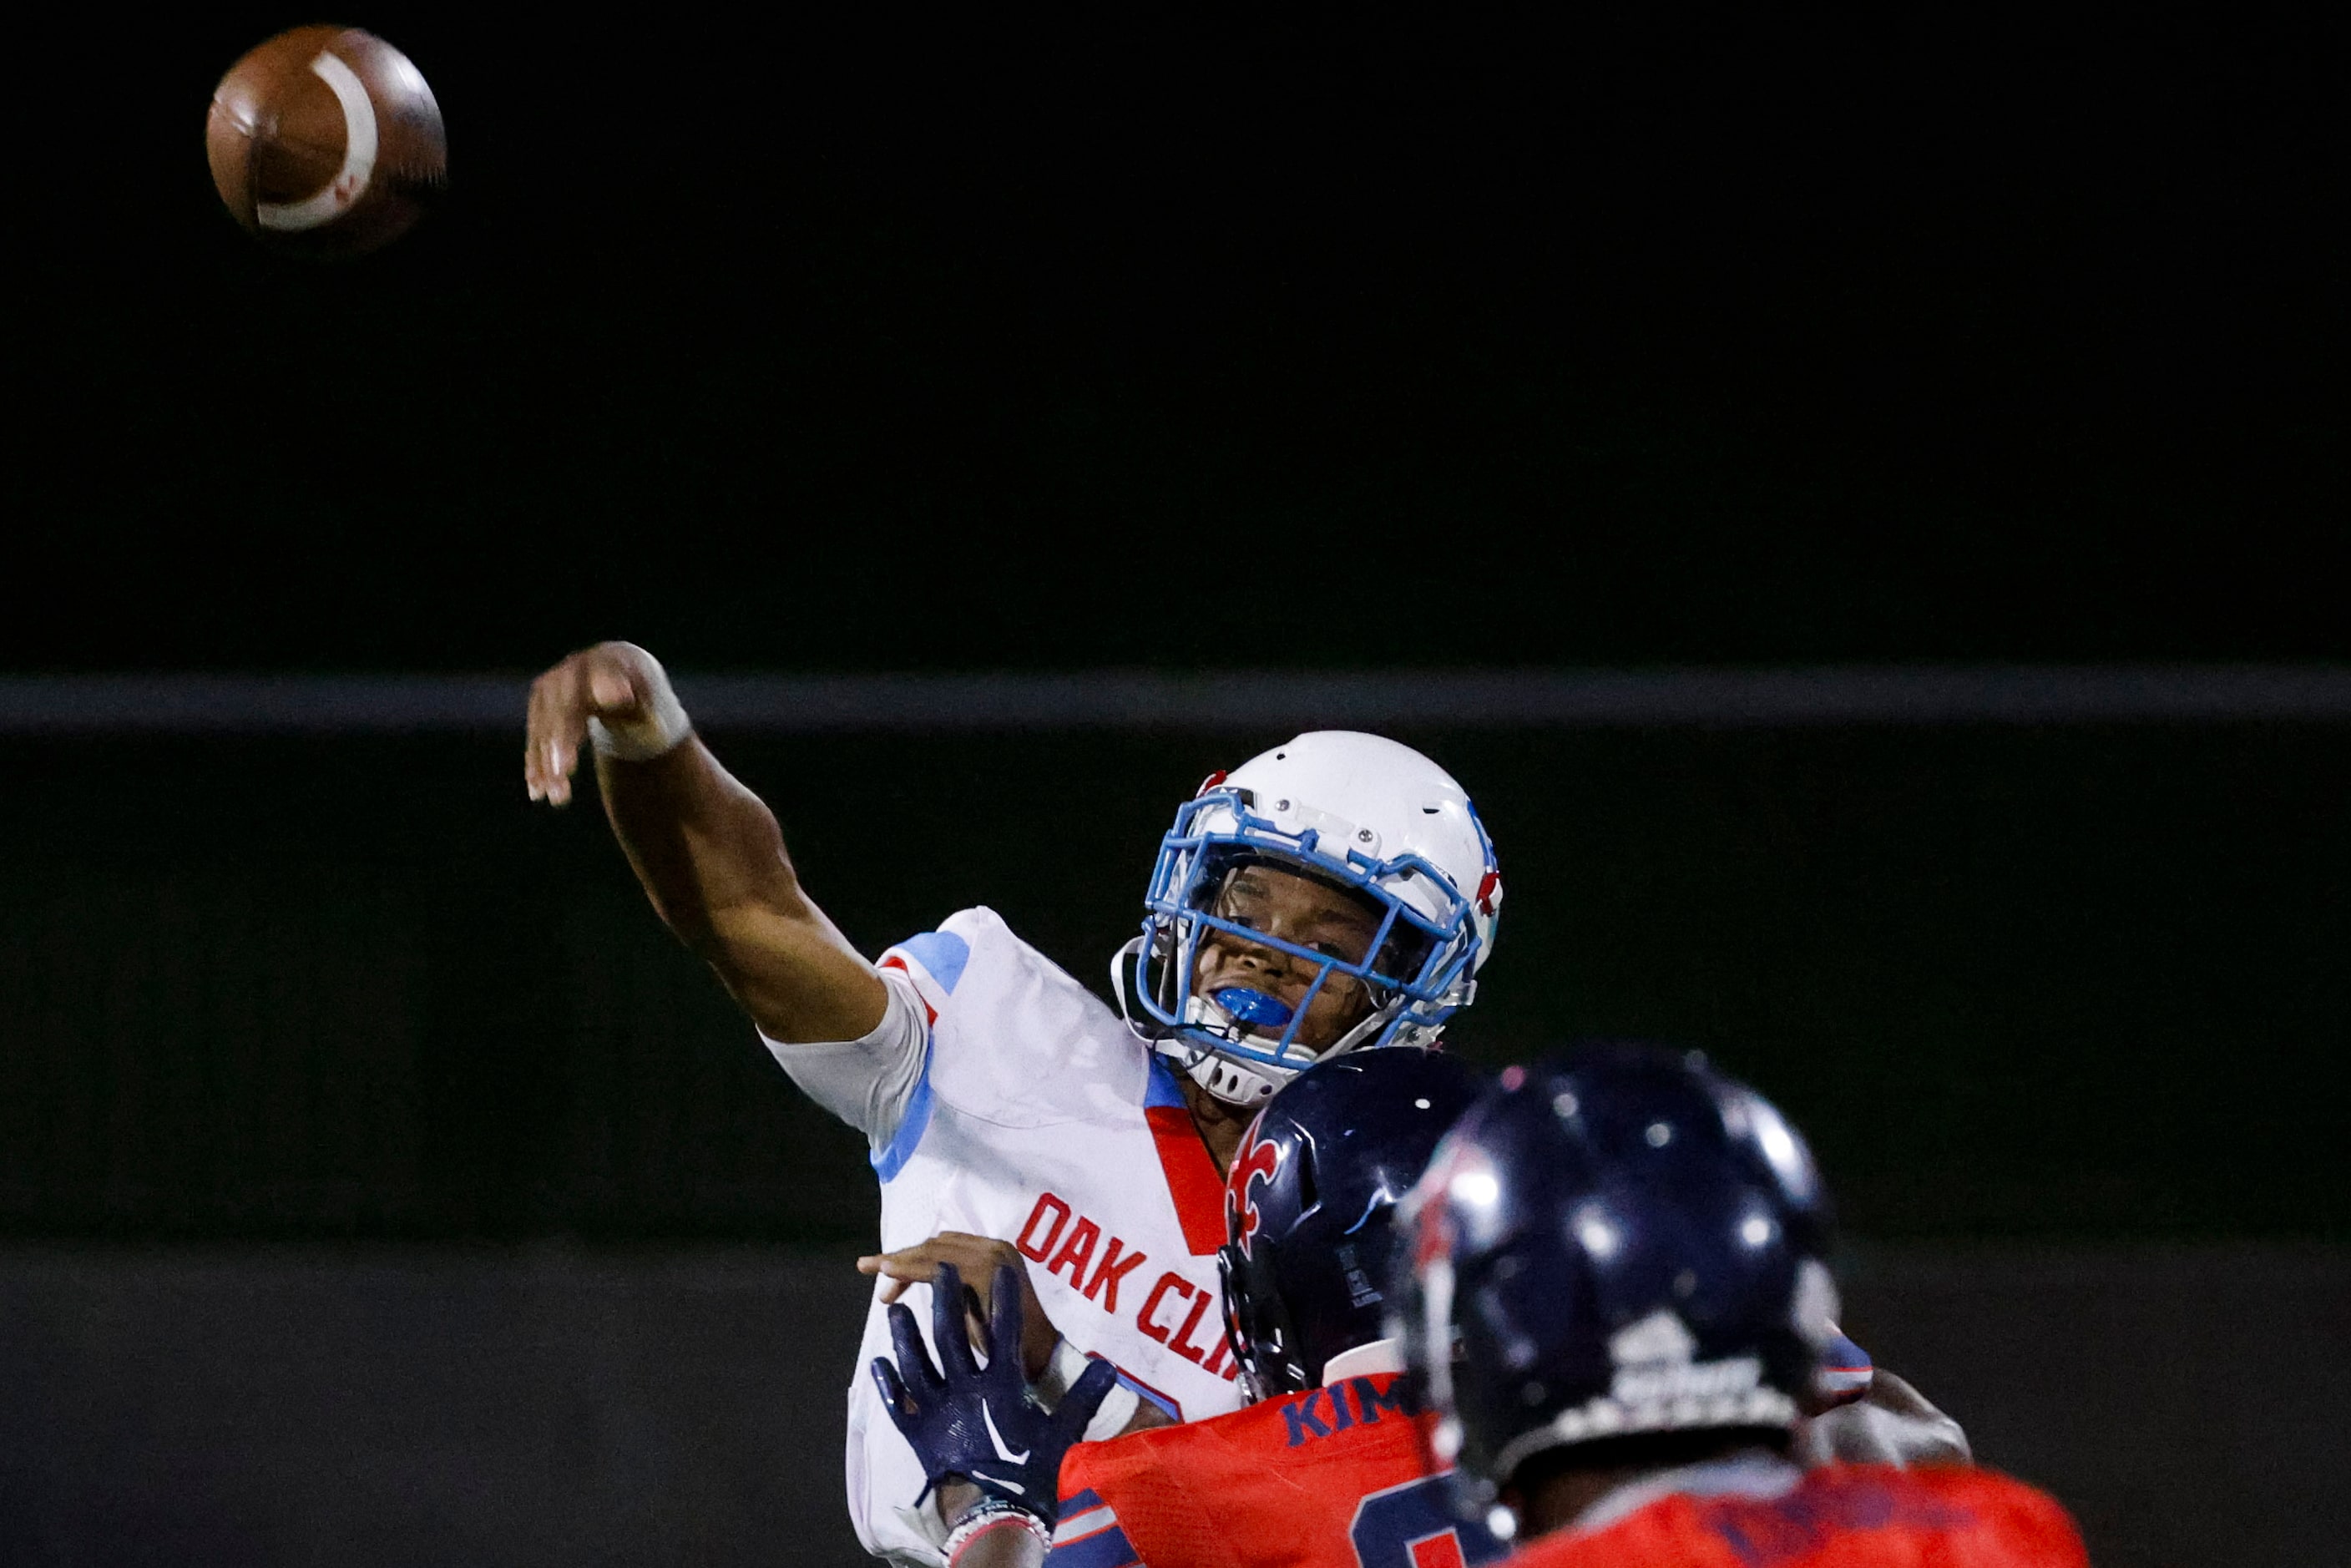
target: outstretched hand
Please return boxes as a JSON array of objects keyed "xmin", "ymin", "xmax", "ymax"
[
  {"xmin": 860, "ymin": 1232, "xmax": 1059, "ymax": 1381},
  {"xmin": 870, "ymin": 1262, "xmax": 1119, "ymax": 1527},
  {"xmin": 523, "ymin": 641, "xmax": 665, "ymax": 807}
]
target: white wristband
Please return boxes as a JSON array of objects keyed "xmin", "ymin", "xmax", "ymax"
[
  {"xmin": 1035, "ymin": 1338, "xmax": 1097, "ymax": 1404},
  {"xmin": 1034, "ymin": 1338, "xmax": 1140, "ymax": 1441},
  {"xmin": 585, "ymin": 658, "xmax": 693, "ymax": 761}
]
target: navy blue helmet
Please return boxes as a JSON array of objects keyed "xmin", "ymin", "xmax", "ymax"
[
  {"xmin": 1217, "ymin": 1047, "xmax": 1485, "ymax": 1399},
  {"xmin": 1391, "ymin": 1044, "xmax": 1843, "ymax": 1522}
]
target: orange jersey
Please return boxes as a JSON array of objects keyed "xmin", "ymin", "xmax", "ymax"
[
  {"xmin": 1502, "ymin": 1464, "xmax": 2088, "ymax": 1568},
  {"xmin": 1047, "ymin": 1372, "xmax": 1505, "ymax": 1568}
]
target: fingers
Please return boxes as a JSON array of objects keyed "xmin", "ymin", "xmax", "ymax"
[
  {"xmin": 858, "ymin": 1234, "xmax": 1021, "ymax": 1308},
  {"xmin": 930, "ymin": 1262, "xmax": 981, "ymax": 1382},
  {"xmin": 1054, "ymin": 1354, "xmax": 1122, "ymax": 1442},
  {"xmin": 1013, "ymin": 1265, "xmax": 1059, "ymax": 1382},
  {"xmin": 523, "ymin": 656, "xmax": 594, "ymax": 807},
  {"xmin": 870, "ymin": 1355, "xmax": 916, "ymax": 1432},
  {"xmin": 587, "ymin": 665, "xmax": 639, "ymax": 712},
  {"xmin": 522, "ymin": 645, "xmax": 646, "ymax": 808},
  {"xmin": 886, "ymin": 1301, "xmax": 944, "ymax": 1402},
  {"xmin": 989, "ymin": 1263, "xmax": 1026, "ymax": 1371},
  {"xmin": 934, "ymin": 1232, "xmax": 1019, "ymax": 1252},
  {"xmin": 857, "ymin": 1247, "xmax": 934, "ymax": 1278},
  {"xmin": 858, "ymin": 1249, "xmax": 941, "ymax": 1306},
  {"xmin": 523, "ymin": 661, "xmax": 577, "ymax": 806}
]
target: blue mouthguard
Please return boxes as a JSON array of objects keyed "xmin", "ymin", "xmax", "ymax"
[{"xmin": 1213, "ymin": 986, "xmax": 1295, "ymax": 1030}]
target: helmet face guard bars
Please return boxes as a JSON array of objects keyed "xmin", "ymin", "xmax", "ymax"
[
  {"xmin": 1216, "ymin": 1239, "xmax": 1304, "ymax": 1403},
  {"xmin": 1131, "ymin": 787, "xmax": 1480, "ymax": 1076}
]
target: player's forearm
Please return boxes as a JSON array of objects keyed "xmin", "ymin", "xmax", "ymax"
[
  {"xmin": 525, "ymin": 642, "xmax": 884, "ymax": 1041},
  {"xmin": 597, "ymin": 739, "xmax": 886, "ymax": 1041},
  {"xmin": 596, "ymin": 738, "xmax": 791, "ymax": 938}
]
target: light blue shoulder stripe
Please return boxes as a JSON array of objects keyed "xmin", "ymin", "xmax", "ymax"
[
  {"xmin": 868, "ymin": 928, "xmax": 967, "ymax": 1183},
  {"xmin": 896, "ymin": 929, "xmax": 971, "ymax": 994},
  {"xmin": 869, "ymin": 1045, "xmax": 933, "ymax": 1182}
]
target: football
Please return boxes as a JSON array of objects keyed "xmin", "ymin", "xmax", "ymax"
[{"xmin": 206, "ymin": 26, "xmax": 447, "ymax": 258}]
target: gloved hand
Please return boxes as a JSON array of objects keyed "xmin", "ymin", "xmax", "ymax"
[{"xmin": 871, "ymin": 1262, "xmax": 1120, "ymax": 1525}]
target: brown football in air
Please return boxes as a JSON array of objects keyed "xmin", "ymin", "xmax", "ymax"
[{"xmin": 207, "ymin": 26, "xmax": 447, "ymax": 258}]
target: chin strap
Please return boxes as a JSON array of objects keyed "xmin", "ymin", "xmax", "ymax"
[
  {"xmin": 1109, "ymin": 936, "xmax": 1147, "ymax": 1030},
  {"xmin": 1114, "ymin": 938, "xmax": 1257, "ymax": 1102}
]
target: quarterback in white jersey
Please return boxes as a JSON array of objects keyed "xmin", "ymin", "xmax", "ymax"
[{"xmin": 523, "ymin": 643, "xmax": 1503, "ymax": 1565}]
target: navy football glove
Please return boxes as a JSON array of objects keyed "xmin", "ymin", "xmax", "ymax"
[{"xmin": 871, "ymin": 1262, "xmax": 1119, "ymax": 1525}]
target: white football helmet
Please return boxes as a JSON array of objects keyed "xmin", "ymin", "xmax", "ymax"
[{"xmin": 1115, "ymin": 731, "xmax": 1502, "ymax": 1105}]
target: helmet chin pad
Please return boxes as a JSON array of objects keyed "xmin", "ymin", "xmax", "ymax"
[
  {"xmin": 1165, "ymin": 1040, "xmax": 1287, "ymax": 1106},
  {"xmin": 1158, "ymin": 988, "xmax": 1403, "ymax": 1106},
  {"xmin": 1163, "ymin": 989, "xmax": 1299, "ymax": 1104}
]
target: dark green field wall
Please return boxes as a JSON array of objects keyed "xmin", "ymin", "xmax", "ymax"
[{"xmin": 2, "ymin": 727, "xmax": 2343, "ymax": 1241}]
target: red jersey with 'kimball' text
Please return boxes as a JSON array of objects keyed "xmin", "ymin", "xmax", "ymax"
[
  {"xmin": 1045, "ymin": 1372, "xmax": 1505, "ymax": 1568},
  {"xmin": 1500, "ymin": 1464, "xmax": 2087, "ymax": 1568}
]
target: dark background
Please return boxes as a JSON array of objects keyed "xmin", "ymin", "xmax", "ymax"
[
  {"xmin": 4, "ymin": 726, "xmax": 2347, "ymax": 1244},
  {"xmin": 3, "ymin": 8, "xmax": 2347, "ymax": 1565},
  {"xmin": 3, "ymin": 8, "xmax": 2344, "ymax": 670}
]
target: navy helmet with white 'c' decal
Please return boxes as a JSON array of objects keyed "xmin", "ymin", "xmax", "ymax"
[
  {"xmin": 1391, "ymin": 1043, "xmax": 1847, "ymax": 1531},
  {"xmin": 1216, "ymin": 1047, "xmax": 1485, "ymax": 1399}
]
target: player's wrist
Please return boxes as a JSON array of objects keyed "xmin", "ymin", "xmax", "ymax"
[
  {"xmin": 1034, "ymin": 1338, "xmax": 1141, "ymax": 1440},
  {"xmin": 1035, "ymin": 1337, "xmax": 1095, "ymax": 1401},
  {"xmin": 585, "ymin": 654, "xmax": 691, "ymax": 761}
]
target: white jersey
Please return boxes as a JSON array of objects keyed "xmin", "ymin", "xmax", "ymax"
[{"xmin": 776, "ymin": 907, "xmax": 1248, "ymax": 1565}]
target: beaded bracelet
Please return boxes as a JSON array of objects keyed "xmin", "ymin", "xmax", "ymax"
[{"xmin": 943, "ymin": 1499, "xmax": 1049, "ymax": 1565}]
